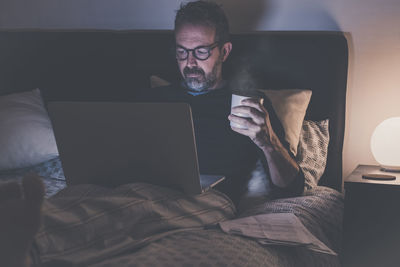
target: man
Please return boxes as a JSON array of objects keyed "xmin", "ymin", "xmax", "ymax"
[
  {"xmin": 141, "ymin": 0, "xmax": 304, "ymax": 201},
  {"xmin": 0, "ymin": 1, "xmax": 304, "ymax": 266}
]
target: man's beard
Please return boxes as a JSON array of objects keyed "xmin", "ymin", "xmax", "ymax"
[{"xmin": 183, "ymin": 58, "xmax": 222, "ymax": 93}]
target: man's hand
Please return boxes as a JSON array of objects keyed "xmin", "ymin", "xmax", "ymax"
[
  {"xmin": 228, "ymin": 97, "xmax": 300, "ymax": 189},
  {"xmin": 228, "ymin": 98, "xmax": 275, "ymax": 151}
]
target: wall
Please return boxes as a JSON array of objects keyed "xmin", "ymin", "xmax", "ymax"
[{"xmin": 1, "ymin": 0, "xmax": 400, "ymax": 178}]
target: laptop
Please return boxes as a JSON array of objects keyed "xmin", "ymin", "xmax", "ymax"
[{"xmin": 47, "ymin": 102, "xmax": 225, "ymax": 194}]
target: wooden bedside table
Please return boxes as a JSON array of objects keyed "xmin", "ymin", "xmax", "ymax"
[{"xmin": 343, "ymin": 165, "xmax": 400, "ymax": 267}]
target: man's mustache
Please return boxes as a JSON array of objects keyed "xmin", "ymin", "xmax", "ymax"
[{"xmin": 183, "ymin": 67, "xmax": 205, "ymax": 76}]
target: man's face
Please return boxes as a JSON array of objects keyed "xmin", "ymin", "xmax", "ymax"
[{"xmin": 175, "ymin": 24, "xmax": 224, "ymax": 92}]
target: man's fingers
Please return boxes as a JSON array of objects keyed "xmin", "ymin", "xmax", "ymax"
[
  {"xmin": 229, "ymin": 108, "xmax": 265, "ymax": 125},
  {"xmin": 229, "ymin": 115, "xmax": 261, "ymax": 131},
  {"xmin": 232, "ymin": 103, "xmax": 263, "ymax": 115},
  {"xmin": 230, "ymin": 125, "xmax": 250, "ymax": 136},
  {"xmin": 228, "ymin": 111, "xmax": 265, "ymax": 125},
  {"xmin": 230, "ymin": 125, "xmax": 258, "ymax": 139},
  {"xmin": 241, "ymin": 98, "xmax": 265, "ymax": 112}
]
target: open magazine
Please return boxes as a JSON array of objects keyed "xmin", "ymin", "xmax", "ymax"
[{"xmin": 219, "ymin": 213, "xmax": 336, "ymax": 255}]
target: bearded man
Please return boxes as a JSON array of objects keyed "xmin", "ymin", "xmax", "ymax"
[
  {"xmin": 0, "ymin": 2, "xmax": 305, "ymax": 266},
  {"xmin": 140, "ymin": 0, "xmax": 304, "ymax": 202}
]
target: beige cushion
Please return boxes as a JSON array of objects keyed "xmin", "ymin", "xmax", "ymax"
[
  {"xmin": 260, "ymin": 89, "xmax": 312, "ymax": 156},
  {"xmin": 150, "ymin": 75, "xmax": 171, "ymax": 88},
  {"xmin": 0, "ymin": 89, "xmax": 59, "ymax": 170},
  {"xmin": 150, "ymin": 76, "xmax": 311, "ymax": 156}
]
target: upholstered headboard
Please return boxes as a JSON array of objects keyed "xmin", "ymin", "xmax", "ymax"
[{"xmin": 0, "ymin": 30, "xmax": 348, "ymax": 191}]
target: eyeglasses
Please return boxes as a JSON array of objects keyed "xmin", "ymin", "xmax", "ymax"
[{"xmin": 175, "ymin": 42, "xmax": 219, "ymax": 61}]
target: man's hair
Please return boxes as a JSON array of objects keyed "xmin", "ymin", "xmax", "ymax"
[{"xmin": 175, "ymin": 1, "xmax": 230, "ymax": 45}]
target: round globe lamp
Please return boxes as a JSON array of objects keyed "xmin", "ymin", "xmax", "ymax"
[{"xmin": 371, "ymin": 117, "xmax": 400, "ymax": 172}]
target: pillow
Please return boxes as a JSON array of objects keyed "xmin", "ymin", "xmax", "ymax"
[
  {"xmin": 0, "ymin": 156, "xmax": 65, "ymax": 180},
  {"xmin": 296, "ymin": 119, "xmax": 330, "ymax": 189},
  {"xmin": 150, "ymin": 75, "xmax": 171, "ymax": 88},
  {"xmin": 0, "ymin": 89, "xmax": 59, "ymax": 171},
  {"xmin": 150, "ymin": 75, "xmax": 311, "ymax": 156},
  {"xmin": 259, "ymin": 89, "xmax": 312, "ymax": 156}
]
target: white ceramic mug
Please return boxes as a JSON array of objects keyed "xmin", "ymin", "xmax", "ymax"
[{"xmin": 230, "ymin": 94, "xmax": 252, "ymax": 129}]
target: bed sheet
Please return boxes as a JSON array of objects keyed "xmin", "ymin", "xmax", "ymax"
[
  {"xmin": 92, "ymin": 229, "xmax": 340, "ymax": 267},
  {"xmin": 0, "ymin": 158, "xmax": 343, "ymax": 266},
  {"xmin": 90, "ymin": 186, "xmax": 343, "ymax": 267},
  {"xmin": 29, "ymin": 183, "xmax": 342, "ymax": 267},
  {"xmin": 32, "ymin": 183, "xmax": 236, "ymax": 266}
]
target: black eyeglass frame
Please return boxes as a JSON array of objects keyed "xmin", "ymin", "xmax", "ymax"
[{"xmin": 175, "ymin": 42, "xmax": 220, "ymax": 61}]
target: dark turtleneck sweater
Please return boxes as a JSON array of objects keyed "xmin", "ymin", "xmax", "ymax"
[{"xmin": 137, "ymin": 83, "xmax": 304, "ymax": 201}]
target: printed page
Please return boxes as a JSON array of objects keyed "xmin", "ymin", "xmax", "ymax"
[{"xmin": 219, "ymin": 213, "xmax": 336, "ymax": 255}]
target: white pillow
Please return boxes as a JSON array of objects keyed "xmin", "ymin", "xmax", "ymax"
[
  {"xmin": 150, "ymin": 76, "xmax": 311, "ymax": 156},
  {"xmin": 0, "ymin": 89, "xmax": 59, "ymax": 170},
  {"xmin": 259, "ymin": 89, "xmax": 312, "ymax": 156}
]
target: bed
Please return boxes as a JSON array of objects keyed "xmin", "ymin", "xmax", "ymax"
[{"xmin": 0, "ymin": 30, "xmax": 348, "ymax": 266}]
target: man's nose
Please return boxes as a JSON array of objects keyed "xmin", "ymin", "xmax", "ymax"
[{"xmin": 186, "ymin": 51, "xmax": 197, "ymax": 67}]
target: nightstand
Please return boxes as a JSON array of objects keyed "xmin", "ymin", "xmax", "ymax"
[{"xmin": 343, "ymin": 165, "xmax": 400, "ymax": 267}]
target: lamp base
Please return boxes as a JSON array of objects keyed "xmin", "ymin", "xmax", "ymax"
[{"xmin": 380, "ymin": 165, "xmax": 400, "ymax": 173}]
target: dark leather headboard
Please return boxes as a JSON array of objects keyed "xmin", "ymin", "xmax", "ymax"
[{"xmin": 0, "ymin": 30, "xmax": 348, "ymax": 191}]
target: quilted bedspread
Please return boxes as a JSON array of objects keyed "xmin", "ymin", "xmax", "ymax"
[
  {"xmin": 0, "ymin": 158, "xmax": 344, "ymax": 267},
  {"xmin": 90, "ymin": 187, "xmax": 343, "ymax": 267},
  {"xmin": 26, "ymin": 184, "xmax": 342, "ymax": 267}
]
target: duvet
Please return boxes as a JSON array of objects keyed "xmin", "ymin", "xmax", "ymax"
[{"xmin": 0, "ymin": 159, "xmax": 343, "ymax": 267}]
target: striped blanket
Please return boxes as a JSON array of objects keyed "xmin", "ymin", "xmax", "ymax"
[
  {"xmin": 27, "ymin": 183, "xmax": 342, "ymax": 267},
  {"xmin": 1, "ymin": 157, "xmax": 343, "ymax": 266}
]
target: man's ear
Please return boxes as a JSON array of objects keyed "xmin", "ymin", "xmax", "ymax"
[{"xmin": 221, "ymin": 42, "xmax": 232, "ymax": 62}]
